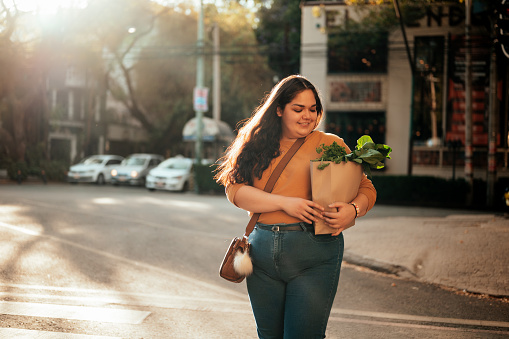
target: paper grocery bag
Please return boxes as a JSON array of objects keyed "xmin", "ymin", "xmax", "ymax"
[{"xmin": 310, "ymin": 161, "xmax": 363, "ymax": 234}]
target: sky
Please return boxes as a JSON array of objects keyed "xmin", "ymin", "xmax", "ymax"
[{"xmin": 5, "ymin": 0, "xmax": 260, "ymax": 14}]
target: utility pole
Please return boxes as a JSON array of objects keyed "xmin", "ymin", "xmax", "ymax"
[
  {"xmin": 487, "ymin": 41, "xmax": 498, "ymax": 207},
  {"xmin": 464, "ymin": 0, "xmax": 474, "ymax": 206},
  {"xmin": 213, "ymin": 22, "xmax": 221, "ymax": 122},
  {"xmin": 193, "ymin": 0, "xmax": 205, "ymax": 194},
  {"xmin": 195, "ymin": 0, "xmax": 204, "ymax": 166}
]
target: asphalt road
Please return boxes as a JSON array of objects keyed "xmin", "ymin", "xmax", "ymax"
[{"xmin": 0, "ymin": 183, "xmax": 508, "ymax": 338}]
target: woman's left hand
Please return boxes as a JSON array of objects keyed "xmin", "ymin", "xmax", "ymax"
[{"xmin": 322, "ymin": 202, "xmax": 357, "ymax": 236}]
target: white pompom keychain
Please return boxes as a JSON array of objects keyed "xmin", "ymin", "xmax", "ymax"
[{"xmin": 233, "ymin": 247, "xmax": 253, "ymax": 276}]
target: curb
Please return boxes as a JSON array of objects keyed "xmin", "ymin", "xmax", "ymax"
[
  {"xmin": 343, "ymin": 251, "xmax": 417, "ymax": 279},
  {"xmin": 344, "ymin": 251, "xmax": 509, "ymax": 298}
]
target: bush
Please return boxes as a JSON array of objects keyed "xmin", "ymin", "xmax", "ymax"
[
  {"xmin": 371, "ymin": 175, "xmax": 470, "ymax": 208},
  {"xmin": 39, "ymin": 160, "xmax": 68, "ymax": 181},
  {"xmin": 5, "ymin": 159, "xmax": 67, "ymax": 182},
  {"xmin": 371, "ymin": 175, "xmax": 509, "ymax": 210},
  {"xmin": 194, "ymin": 164, "xmax": 224, "ymax": 194},
  {"xmin": 6, "ymin": 161, "xmax": 28, "ymax": 181}
]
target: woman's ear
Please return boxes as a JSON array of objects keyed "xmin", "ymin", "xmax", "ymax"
[{"xmin": 276, "ymin": 108, "xmax": 282, "ymax": 117}]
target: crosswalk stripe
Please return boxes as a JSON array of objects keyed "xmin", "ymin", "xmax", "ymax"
[
  {"xmin": 0, "ymin": 301, "xmax": 150, "ymax": 324},
  {"xmin": 330, "ymin": 308, "xmax": 509, "ymax": 329},
  {"xmin": 0, "ymin": 328, "xmax": 121, "ymax": 338},
  {"xmin": 0, "ymin": 328, "xmax": 120, "ymax": 339}
]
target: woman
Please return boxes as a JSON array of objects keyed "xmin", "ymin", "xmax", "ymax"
[{"xmin": 215, "ymin": 75, "xmax": 376, "ymax": 339}]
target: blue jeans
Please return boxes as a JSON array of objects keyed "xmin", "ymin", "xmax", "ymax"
[{"xmin": 246, "ymin": 222, "xmax": 344, "ymax": 339}]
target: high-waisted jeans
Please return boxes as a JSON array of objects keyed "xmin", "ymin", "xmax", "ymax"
[{"xmin": 246, "ymin": 222, "xmax": 344, "ymax": 339}]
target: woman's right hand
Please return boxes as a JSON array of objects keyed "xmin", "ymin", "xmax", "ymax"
[{"xmin": 280, "ymin": 197, "xmax": 324, "ymax": 224}]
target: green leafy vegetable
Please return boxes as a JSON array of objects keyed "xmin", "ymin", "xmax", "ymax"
[{"xmin": 313, "ymin": 135, "xmax": 392, "ymax": 177}]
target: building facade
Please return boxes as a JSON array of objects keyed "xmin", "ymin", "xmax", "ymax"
[
  {"xmin": 47, "ymin": 64, "xmax": 148, "ymax": 165},
  {"xmin": 301, "ymin": 1, "xmax": 508, "ymax": 181}
]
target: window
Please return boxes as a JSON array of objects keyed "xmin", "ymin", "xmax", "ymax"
[
  {"xmin": 445, "ymin": 34, "xmax": 491, "ymax": 146},
  {"xmin": 149, "ymin": 159, "xmax": 160, "ymax": 166},
  {"xmin": 328, "ymin": 31, "xmax": 388, "ymax": 74},
  {"xmin": 325, "ymin": 111, "xmax": 386, "ymax": 149},
  {"xmin": 106, "ymin": 159, "xmax": 122, "ymax": 166}
]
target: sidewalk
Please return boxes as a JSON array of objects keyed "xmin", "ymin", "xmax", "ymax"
[{"xmin": 343, "ymin": 206, "xmax": 509, "ymax": 297}]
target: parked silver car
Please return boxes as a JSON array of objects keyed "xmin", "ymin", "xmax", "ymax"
[
  {"xmin": 67, "ymin": 155, "xmax": 124, "ymax": 185},
  {"xmin": 110, "ymin": 153, "xmax": 164, "ymax": 186},
  {"xmin": 146, "ymin": 156, "xmax": 194, "ymax": 192}
]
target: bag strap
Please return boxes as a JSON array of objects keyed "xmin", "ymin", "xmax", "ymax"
[{"xmin": 243, "ymin": 137, "xmax": 307, "ymax": 238}]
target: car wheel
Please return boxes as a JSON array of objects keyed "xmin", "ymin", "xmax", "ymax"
[
  {"xmin": 147, "ymin": 188, "xmax": 155, "ymax": 192},
  {"xmin": 96, "ymin": 174, "xmax": 105, "ymax": 185}
]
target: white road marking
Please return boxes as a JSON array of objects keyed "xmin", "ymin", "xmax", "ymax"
[
  {"xmin": 0, "ymin": 328, "xmax": 121, "ymax": 338},
  {"xmin": 0, "ymin": 221, "xmax": 246, "ymax": 300},
  {"xmin": 1, "ymin": 283, "xmax": 508, "ymax": 332},
  {"xmin": 0, "ymin": 301, "xmax": 150, "ymax": 324},
  {"xmin": 328, "ymin": 316, "xmax": 509, "ymax": 335},
  {"xmin": 0, "ymin": 220, "xmax": 41, "ymax": 236},
  {"xmin": 330, "ymin": 308, "xmax": 509, "ymax": 329}
]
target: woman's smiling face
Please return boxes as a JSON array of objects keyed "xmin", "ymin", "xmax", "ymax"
[{"xmin": 277, "ymin": 89, "xmax": 318, "ymax": 141}]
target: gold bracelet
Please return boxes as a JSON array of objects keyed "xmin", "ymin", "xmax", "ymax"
[{"xmin": 350, "ymin": 202, "xmax": 360, "ymax": 218}]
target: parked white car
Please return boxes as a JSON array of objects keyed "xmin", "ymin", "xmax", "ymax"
[
  {"xmin": 67, "ymin": 155, "xmax": 124, "ymax": 185},
  {"xmin": 110, "ymin": 153, "xmax": 164, "ymax": 186},
  {"xmin": 146, "ymin": 156, "xmax": 194, "ymax": 192}
]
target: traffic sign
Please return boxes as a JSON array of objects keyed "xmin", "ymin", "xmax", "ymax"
[{"xmin": 193, "ymin": 87, "xmax": 209, "ymax": 112}]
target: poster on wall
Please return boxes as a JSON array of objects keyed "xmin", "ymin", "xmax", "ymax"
[
  {"xmin": 330, "ymin": 80, "xmax": 381, "ymax": 103},
  {"xmin": 327, "ymin": 77, "xmax": 385, "ymax": 111},
  {"xmin": 446, "ymin": 34, "xmax": 490, "ymax": 146}
]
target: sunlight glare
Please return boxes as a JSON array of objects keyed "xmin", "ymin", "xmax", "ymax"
[
  {"xmin": 5, "ymin": 0, "xmax": 88, "ymax": 16},
  {"xmin": 138, "ymin": 197, "xmax": 212, "ymax": 210},
  {"xmin": 92, "ymin": 198, "xmax": 120, "ymax": 205}
]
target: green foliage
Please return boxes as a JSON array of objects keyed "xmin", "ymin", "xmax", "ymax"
[
  {"xmin": 194, "ymin": 164, "xmax": 223, "ymax": 194},
  {"xmin": 6, "ymin": 161, "xmax": 28, "ymax": 181},
  {"xmin": 212, "ymin": 2, "xmax": 274, "ymax": 129},
  {"xmin": 314, "ymin": 142, "xmax": 348, "ymax": 170},
  {"xmin": 39, "ymin": 160, "xmax": 68, "ymax": 181},
  {"xmin": 328, "ymin": 30, "xmax": 388, "ymax": 73},
  {"xmin": 371, "ymin": 175, "xmax": 470, "ymax": 207},
  {"xmin": 255, "ymin": 0, "xmax": 302, "ymax": 78},
  {"xmin": 5, "ymin": 159, "xmax": 67, "ymax": 182},
  {"xmin": 325, "ymin": 1, "xmax": 421, "ymax": 35},
  {"xmin": 369, "ymin": 175, "xmax": 509, "ymax": 211},
  {"xmin": 313, "ymin": 135, "xmax": 392, "ymax": 177}
]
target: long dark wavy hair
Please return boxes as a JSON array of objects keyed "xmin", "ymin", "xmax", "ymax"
[{"xmin": 215, "ymin": 75, "xmax": 323, "ymax": 187}]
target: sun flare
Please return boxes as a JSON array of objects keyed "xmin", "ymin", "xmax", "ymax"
[{"xmin": 5, "ymin": 0, "xmax": 87, "ymax": 16}]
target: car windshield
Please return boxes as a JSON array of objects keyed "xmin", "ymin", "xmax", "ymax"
[
  {"xmin": 160, "ymin": 159, "xmax": 190, "ymax": 170},
  {"xmin": 81, "ymin": 158, "xmax": 103, "ymax": 165},
  {"xmin": 123, "ymin": 157, "xmax": 146, "ymax": 166}
]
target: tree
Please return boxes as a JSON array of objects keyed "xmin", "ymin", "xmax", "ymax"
[
  {"xmin": 1, "ymin": 0, "xmax": 278, "ymax": 166},
  {"xmin": 134, "ymin": 4, "xmax": 199, "ymax": 155},
  {"xmin": 254, "ymin": 0, "xmax": 302, "ymax": 79},
  {"xmin": 204, "ymin": 2, "xmax": 274, "ymax": 128},
  {"xmin": 132, "ymin": 1, "xmax": 275, "ymax": 153},
  {"xmin": 75, "ymin": 0, "xmax": 170, "ymax": 135},
  {"xmin": 0, "ymin": 3, "xmax": 50, "ymax": 164}
]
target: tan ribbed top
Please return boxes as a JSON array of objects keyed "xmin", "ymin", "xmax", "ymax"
[{"xmin": 226, "ymin": 131, "xmax": 377, "ymax": 224}]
